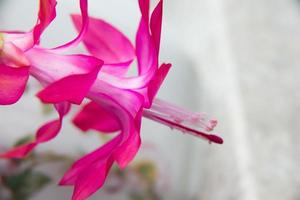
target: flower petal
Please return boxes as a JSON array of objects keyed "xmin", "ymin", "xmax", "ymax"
[
  {"xmin": 33, "ymin": 0, "xmax": 57, "ymax": 44},
  {"xmin": 52, "ymin": 0, "xmax": 88, "ymax": 51},
  {"xmin": 71, "ymin": 157, "xmax": 114, "ymax": 200},
  {"xmin": 138, "ymin": 0, "xmax": 150, "ymax": 23},
  {"xmin": 36, "ymin": 64, "xmax": 101, "ymax": 104},
  {"xmin": 59, "ymin": 135, "xmax": 122, "ymax": 186},
  {"xmin": 0, "ymin": 42, "xmax": 30, "ymax": 67},
  {"xmin": 61, "ymin": 90, "xmax": 143, "ymax": 199},
  {"xmin": 73, "ymin": 101, "xmax": 121, "ymax": 133},
  {"xmin": 88, "ymin": 91, "xmax": 143, "ymax": 169},
  {"xmin": 0, "ymin": 64, "xmax": 29, "ymax": 105},
  {"xmin": 150, "ymin": 0, "xmax": 163, "ymax": 54},
  {"xmin": 24, "ymin": 48, "xmax": 103, "ymax": 104},
  {"xmin": 96, "ymin": 0, "xmax": 159, "ymax": 90},
  {"xmin": 0, "ymin": 102, "xmax": 70, "ymax": 158},
  {"xmin": 146, "ymin": 63, "xmax": 171, "ymax": 107},
  {"xmin": 71, "ymin": 15, "xmax": 135, "ymax": 65},
  {"xmin": 1, "ymin": 32, "xmax": 34, "ymax": 51}
]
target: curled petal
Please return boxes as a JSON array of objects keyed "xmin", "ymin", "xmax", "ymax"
[
  {"xmin": 136, "ymin": 15, "xmax": 157, "ymax": 75},
  {"xmin": 0, "ymin": 64, "xmax": 29, "ymax": 105},
  {"xmin": 71, "ymin": 15, "xmax": 135, "ymax": 65},
  {"xmin": 59, "ymin": 135, "xmax": 122, "ymax": 186},
  {"xmin": 0, "ymin": 102, "xmax": 70, "ymax": 158},
  {"xmin": 114, "ymin": 120, "xmax": 142, "ymax": 169},
  {"xmin": 146, "ymin": 63, "xmax": 171, "ymax": 107},
  {"xmin": 25, "ymin": 48, "xmax": 103, "ymax": 104},
  {"xmin": 150, "ymin": 0, "xmax": 163, "ymax": 54},
  {"xmin": 61, "ymin": 91, "xmax": 143, "ymax": 199},
  {"xmin": 33, "ymin": 0, "xmax": 57, "ymax": 43},
  {"xmin": 37, "ymin": 64, "xmax": 101, "ymax": 104},
  {"xmin": 98, "ymin": 0, "xmax": 158, "ymax": 90},
  {"xmin": 52, "ymin": 0, "xmax": 88, "ymax": 51},
  {"xmin": 1, "ymin": 0, "xmax": 57, "ymax": 51},
  {"xmin": 87, "ymin": 92, "xmax": 143, "ymax": 168},
  {"xmin": 73, "ymin": 101, "xmax": 121, "ymax": 133},
  {"xmin": 138, "ymin": 0, "xmax": 150, "ymax": 23},
  {"xmin": 71, "ymin": 157, "xmax": 114, "ymax": 200}
]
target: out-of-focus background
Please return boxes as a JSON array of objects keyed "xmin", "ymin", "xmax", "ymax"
[{"xmin": 1, "ymin": 0, "xmax": 300, "ymax": 199}]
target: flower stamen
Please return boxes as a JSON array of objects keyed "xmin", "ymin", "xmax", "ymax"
[{"xmin": 143, "ymin": 99, "xmax": 223, "ymax": 144}]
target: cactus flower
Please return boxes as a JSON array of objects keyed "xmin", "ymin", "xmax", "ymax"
[{"xmin": 0, "ymin": 0, "xmax": 222, "ymax": 199}]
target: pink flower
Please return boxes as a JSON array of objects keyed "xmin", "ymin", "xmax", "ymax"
[
  {"xmin": 1, "ymin": 0, "xmax": 223, "ymax": 199},
  {"xmin": 0, "ymin": 0, "xmax": 103, "ymax": 157},
  {"xmin": 58, "ymin": 0, "xmax": 222, "ymax": 199}
]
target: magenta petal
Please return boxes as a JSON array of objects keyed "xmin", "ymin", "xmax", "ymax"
[
  {"xmin": 0, "ymin": 143, "xmax": 37, "ymax": 159},
  {"xmin": 136, "ymin": 17, "xmax": 157, "ymax": 75},
  {"xmin": 115, "ymin": 128, "xmax": 141, "ymax": 169},
  {"xmin": 73, "ymin": 101, "xmax": 121, "ymax": 133},
  {"xmin": 0, "ymin": 64, "xmax": 29, "ymax": 105},
  {"xmin": 96, "ymin": 19, "xmax": 157, "ymax": 89},
  {"xmin": 71, "ymin": 158, "xmax": 114, "ymax": 200},
  {"xmin": 138, "ymin": 0, "xmax": 150, "ymax": 23},
  {"xmin": 147, "ymin": 63, "xmax": 171, "ymax": 106},
  {"xmin": 53, "ymin": 0, "xmax": 88, "ymax": 51},
  {"xmin": 36, "ymin": 62, "xmax": 102, "ymax": 105},
  {"xmin": 150, "ymin": 0, "xmax": 163, "ymax": 54},
  {"xmin": 88, "ymin": 92, "xmax": 143, "ymax": 169},
  {"xmin": 59, "ymin": 135, "xmax": 122, "ymax": 186},
  {"xmin": 71, "ymin": 15, "xmax": 135, "ymax": 65},
  {"xmin": 33, "ymin": 0, "xmax": 57, "ymax": 43},
  {"xmin": 0, "ymin": 102, "xmax": 70, "ymax": 158}
]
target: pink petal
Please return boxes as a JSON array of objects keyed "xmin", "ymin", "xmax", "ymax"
[
  {"xmin": 59, "ymin": 135, "xmax": 122, "ymax": 186},
  {"xmin": 26, "ymin": 48, "xmax": 103, "ymax": 82},
  {"xmin": 53, "ymin": 0, "xmax": 88, "ymax": 51},
  {"xmin": 73, "ymin": 101, "xmax": 121, "ymax": 133},
  {"xmin": 102, "ymin": 61, "xmax": 134, "ymax": 77},
  {"xmin": 136, "ymin": 16, "xmax": 157, "ymax": 75},
  {"xmin": 2, "ymin": 32, "xmax": 34, "ymax": 51},
  {"xmin": 0, "ymin": 64, "xmax": 29, "ymax": 105},
  {"xmin": 36, "ymin": 64, "xmax": 101, "ymax": 104},
  {"xmin": 146, "ymin": 63, "xmax": 171, "ymax": 107},
  {"xmin": 150, "ymin": 0, "xmax": 163, "ymax": 54},
  {"xmin": 0, "ymin": 42, "xmax": 30, "ymax": 67},
  {"xmin": 88, "ymin": 91, "xmax": 143, "ymax": 168},
  {"xmin": 71, "ymin": 15, "xmax": 135, "ymax": 65},
  {"xmin": 33, "ymin": 0, "xmax": 57, "ymax": 43},
  {"xmin": 0, "ymin": 102, "xmax": 70, "ymax": 158},
  {"xmin": 24, "ymin": 48, "xmax": 103, "ymax": 104},
  {"xmin": 114, "ymin": 124, "xmax": 141, "ymax": 169},
  {"xmin": 95, "ymin": 17, "xmax": 157, "ymax": 89},
  {"xmin": 138, "ymin": 0, "xmax": 150, "ymax": 23},
  {"xmin": 71, "ymin": 158, "xmax": 114, "ymax": 200}
]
